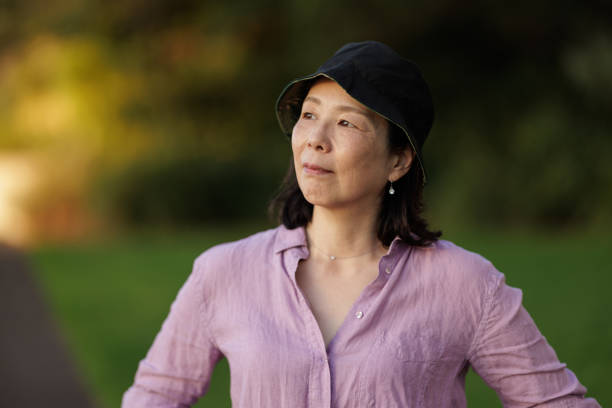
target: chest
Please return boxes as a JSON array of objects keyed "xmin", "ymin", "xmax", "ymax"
[
  {"xmin": 211, "ymin": 255, "xmax": 473, "ymax": 407},
  {"xmin": 295, "ymin": 259, "xmax": 380, "ymax": 347}
]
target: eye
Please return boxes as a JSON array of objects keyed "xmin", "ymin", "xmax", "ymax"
[
  {"xmin": 339, "ymin": 119, "xmax": 356, "ymax": 128},
  {"xmin": 302, "ymin": 112, "xmax": 315, "ymax": 119}
]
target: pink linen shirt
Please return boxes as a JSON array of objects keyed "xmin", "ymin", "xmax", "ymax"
[{"xmin": 122, "ymin": 225, "xmax": 600, "ymax": 407}]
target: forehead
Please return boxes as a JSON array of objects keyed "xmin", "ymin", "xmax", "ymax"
[
  {"xmin": 305, "ymin": 78, "xmax": 367, "ymax": 108},
  {"xmin": 303, "ymin": 78, "xmax": 386, "ymax": 127}
]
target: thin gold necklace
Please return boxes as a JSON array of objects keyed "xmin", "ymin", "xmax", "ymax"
[{"xmin": 308, "ymin": 242, "xmax": 379, "ymax": 261}]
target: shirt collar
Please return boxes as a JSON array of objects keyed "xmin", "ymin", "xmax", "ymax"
[
  {"xmin": 273, "ymin": 224, "xmax": 406, "ymax": 257},
  {"xmin": 273, "ymin": 225, "xmax": 308, "ymax": 254},
  {"xmin": 387, "ymin": 235, "xmax": 404, "ymax": 256}
]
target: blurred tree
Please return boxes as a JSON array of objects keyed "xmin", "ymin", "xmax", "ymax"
[{"xmin": 1, "ymin": 0, "xmax": 611, "ymax": 237}]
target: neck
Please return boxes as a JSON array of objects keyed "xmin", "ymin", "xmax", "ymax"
[{"xmin": 306, "ymin": 204, "xmax": 384, "ymax": 260}]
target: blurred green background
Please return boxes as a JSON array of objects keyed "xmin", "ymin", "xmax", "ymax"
[{"xmin": 1, "ymin": 0, "xmax": 610, "ymax": 406}]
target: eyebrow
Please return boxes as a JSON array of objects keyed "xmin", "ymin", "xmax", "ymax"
[{"xmin": 303, "ymin": 96, "xmax": 376, "ymax": 121}]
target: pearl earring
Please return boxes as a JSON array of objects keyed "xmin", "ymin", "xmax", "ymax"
[{"xmin": 388, "ymin": 182, "xmax": 395, "ymax": 195}]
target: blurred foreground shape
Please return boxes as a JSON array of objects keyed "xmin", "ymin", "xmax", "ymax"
[{"xmin": 0, "ymin": 243, "xmax": 95, "ymax": 407}]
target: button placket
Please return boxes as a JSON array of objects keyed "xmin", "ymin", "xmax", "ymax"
[
  {"xmin": 379, "ymin": 254, "xmax": 394, "ymax": 278},
  {"xmin": 284, "ymin": 249, "xmax": 332, "ymax": 407}
]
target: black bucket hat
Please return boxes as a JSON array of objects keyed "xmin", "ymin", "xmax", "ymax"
[{"xmin": 275, "ymin": 41, "xmax": 434, "ymax": 182}]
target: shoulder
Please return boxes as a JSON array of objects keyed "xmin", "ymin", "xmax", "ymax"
[
  {"xmin": 401, "ymin": 240, "xmax": 510, "ymax": 344},
  {"xmin": 408, "ymin": 239, "xmax": 504, "ymax": 293},
  {"xmin": 422, "ymin": 239, "xmax": 492, "ymax": 263},
  {"xmin": 193, "ymin": 226, "xmax": 282, "ymax": 272}
]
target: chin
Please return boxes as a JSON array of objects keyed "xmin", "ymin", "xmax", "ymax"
[
  {"xmin": 303, "ymin": 192, "xmax": 355, "ymax": 211},
  {"xmin": 301, "ymin": 191, "xmax": 329, "ymax": 206},
  {"xmin": 299, "ymin": 185, "xmax": 333, "ymax": 206}
]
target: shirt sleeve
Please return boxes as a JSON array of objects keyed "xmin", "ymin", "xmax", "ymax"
[
  {"xmin": 467, "ymin": 272, "xmax": 600, "ymax": 408},
  {"xmin": 122, "ymin": 254, "xmax": 223, "ymax": 408}
]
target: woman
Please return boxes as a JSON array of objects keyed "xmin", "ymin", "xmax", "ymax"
[{"xmin": 123, "ymin": 41, "xmax": 600, "ymax": 407}]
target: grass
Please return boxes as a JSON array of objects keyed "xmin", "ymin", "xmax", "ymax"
[{"xmin": 28, "ymin": 224, "xmax": 610, "ymax": 407}]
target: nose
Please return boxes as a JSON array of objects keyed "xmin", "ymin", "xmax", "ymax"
[{"xmin": 306, "ymin": 122, "xmax": 331, "ymax": 153}]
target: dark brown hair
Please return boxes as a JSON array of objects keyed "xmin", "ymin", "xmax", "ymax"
[{"xmin": 269, "ymin": 124, "xmax": 441, "ymax": 247}]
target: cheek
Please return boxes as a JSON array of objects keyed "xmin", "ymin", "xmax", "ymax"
[
  {"xmin": 290, "ymin": 136, "xmax": 305, "ymax": 183},
  {"xmin": 291, "ymin": 137, "xmax": 302, "ymax": 165},
  {"xmin": 341, "ymin": 142, "xmax": 388, "ymax": 172},
  {"xmin": 343, "ymin": 148, "xmax": 392, "ymax": 190},
  {"xmin": 291, "ymin": 125, "xmax": 306, "ymax": 152}
]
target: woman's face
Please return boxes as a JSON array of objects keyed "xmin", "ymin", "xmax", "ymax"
[{"xmin": 292, "ymin": 78, "xmax": 410, "ymax": 211}]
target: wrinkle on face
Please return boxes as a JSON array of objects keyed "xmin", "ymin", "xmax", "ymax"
[{"xmin": 291, "ymin": 78, "xmax": 394, "ymax": 211}]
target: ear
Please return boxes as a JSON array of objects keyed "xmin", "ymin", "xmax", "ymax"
[{"xmin": 388, "ymin": 148, "xmax": 414, "ymax": 183}]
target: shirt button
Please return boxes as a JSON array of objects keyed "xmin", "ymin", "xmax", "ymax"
[
  {"xmin": 385, "ymin": 267, "xmax": 391, "ymax": 274},
  {"xmin": 355, "ymin": 311, "xmax": 364, "ymax": 319}
]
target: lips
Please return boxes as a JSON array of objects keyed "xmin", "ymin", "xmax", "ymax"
[{"xmin": 302, "ymin": 162, "xmax": 332, "ymax": 175}]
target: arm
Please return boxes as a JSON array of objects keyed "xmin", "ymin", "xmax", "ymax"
[
  {"xmin": 467, "ymin": 272, "xmax": 600, "ymax": 408},
  {"xmin": 122, "ymin": 255, "xmax": 223, "ymax": 408}
]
